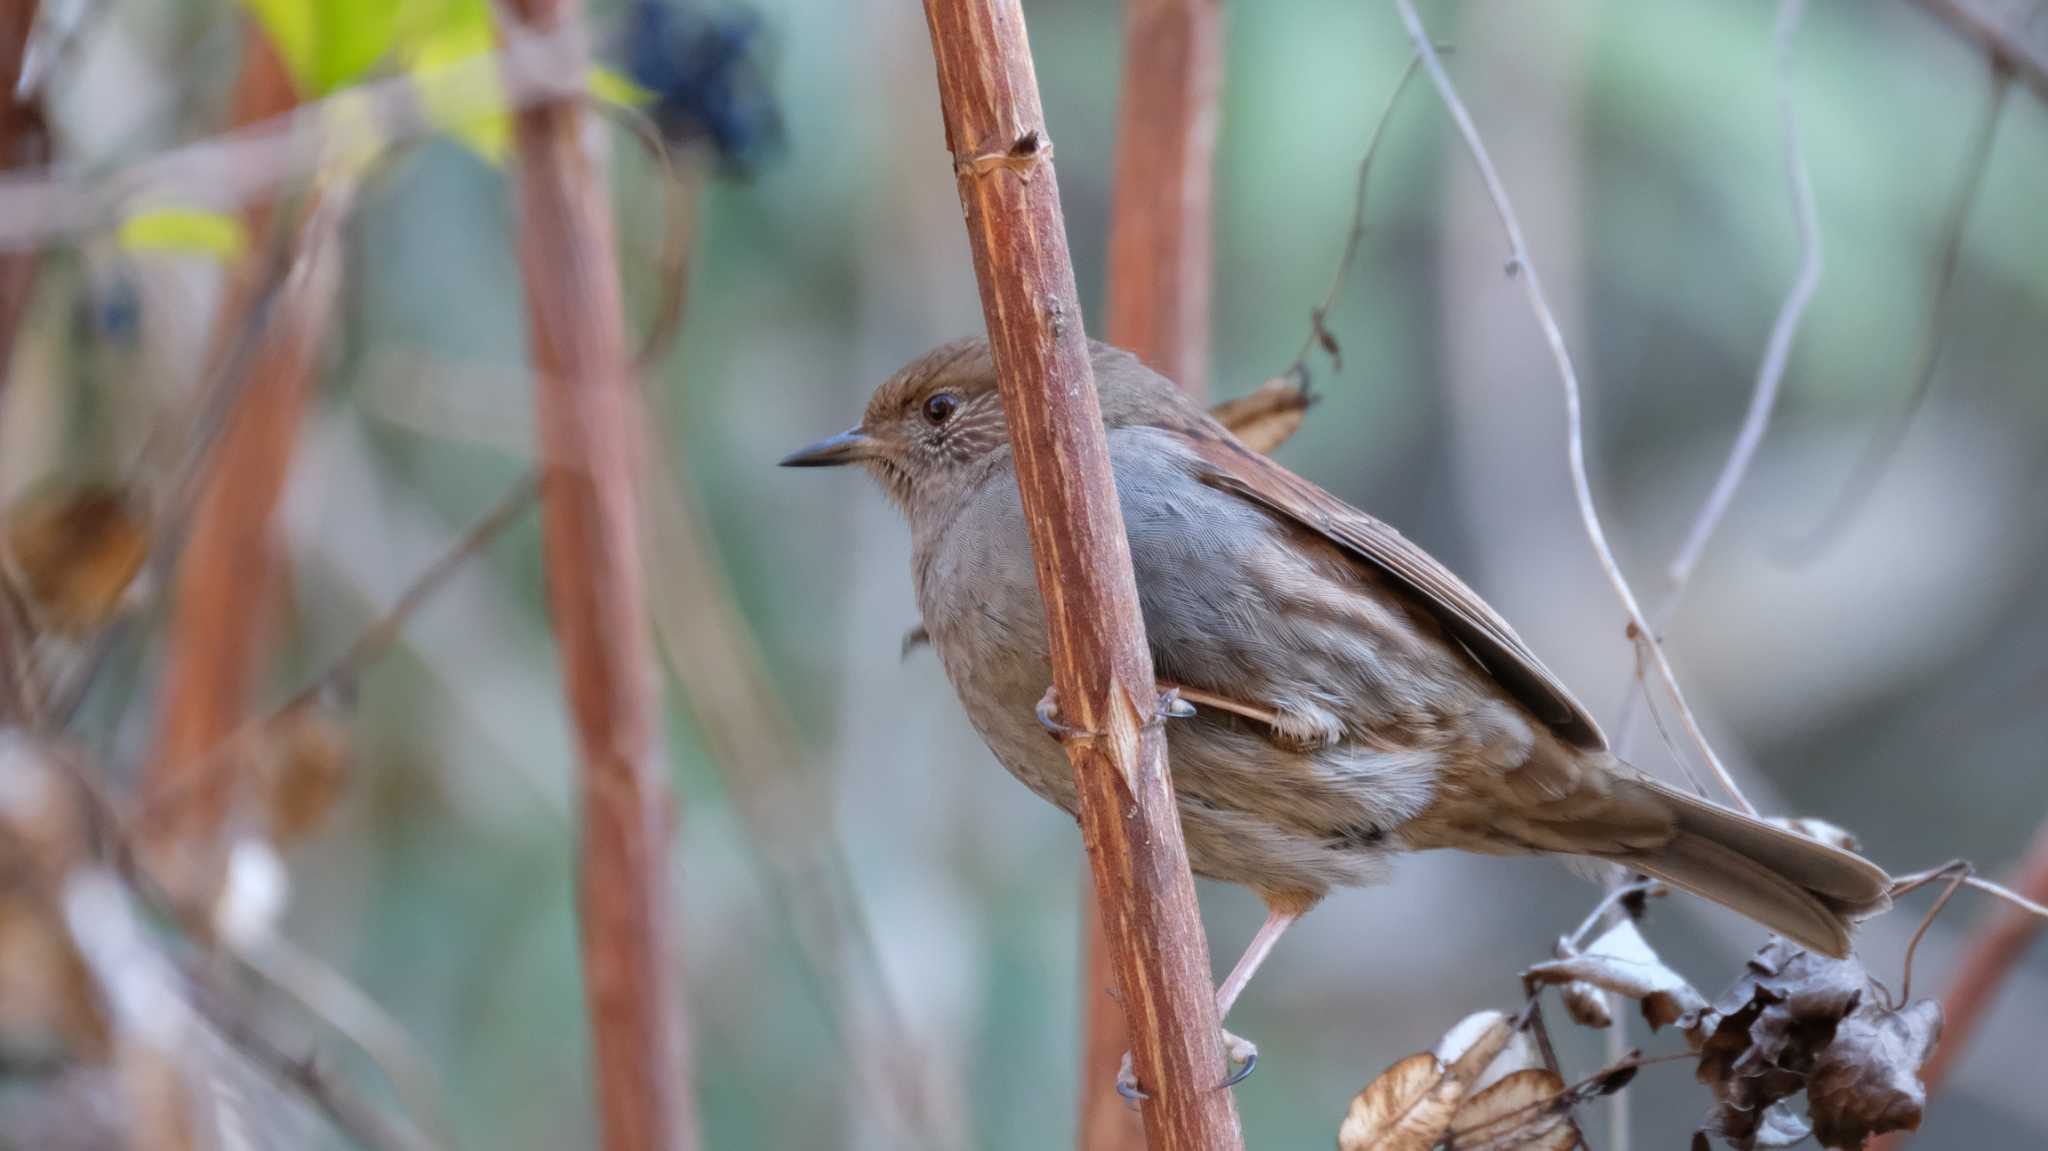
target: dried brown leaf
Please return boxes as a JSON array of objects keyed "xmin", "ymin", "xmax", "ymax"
[
  {"xmin": 1560, "ymin": 981, "xmax": 1613, "ymax": 1029},
  {"xmin": 1442, "ymin": 1068, "xmax": 1577, "ymax": 1151},
  {"xmin": 1, "ymin": 484, "xmax": 149, "ymax": 636},
  {"xmin": 1434, "ymin": 1010, "xmax": 1513, "ymax": 1086},
  {"xmin": 1210, "ymin": 379, "xmax": 1311, "ymax": 455},
  {"xmin": 1691, "ymin": 939, "xmax": 1937, "ymax": 1150},
  {"xmin": 1526, "ymin": 919, "xmax": 1705, "ymax": 1031},
  {"xmin": 248, "ymin": 704, "xmax": 350, "ymax": 845},
  {"xmin": 1807, "ymin": 999, "xmax": 1940, "ymax": 1149},
  {"xmin": 1336, "ymin": 1051, "xmax": 1461, "ymax": 1151}
]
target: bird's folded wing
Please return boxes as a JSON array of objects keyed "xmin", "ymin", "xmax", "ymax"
[{"xmin": 1179, "ymin": 428, "xmax": 1608, "ymax": 752}]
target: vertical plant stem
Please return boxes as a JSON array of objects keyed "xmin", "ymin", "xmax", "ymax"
[
  {"xmin": 920, "ymin": 3, "xmax": 1243, "ymax": 1149},
  {"xmin": 1085, "ymin": 2, "xmax": 1221, "ymax": 1148},
  {"xmin": 1102, "ymin": 0, "xmax": 1221, "ymax": 401},
  {"xmin": 498, "ymin": 3, "xmax": 692, "ymax": 1150},
  {"xmin": 0, "ymin": 0, "xmax": 44, "ymax": 405},
  {"xmin": 143, "ymin": 21, "xmax": 327, "ymax": 906}
]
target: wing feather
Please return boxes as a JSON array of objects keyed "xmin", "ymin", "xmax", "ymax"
[{"xmin": 1177, "ymin": 428, "xmax": 1608, "ymax": 751}]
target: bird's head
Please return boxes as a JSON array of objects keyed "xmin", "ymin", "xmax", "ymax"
[{"xmin": 779, "ymin": 337, "xmax": 1199, "ymax": 513}]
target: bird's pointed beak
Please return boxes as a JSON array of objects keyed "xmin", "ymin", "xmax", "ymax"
[{"xmin": 778, "ymin": 426, "xmax": 880, "ymax": 468}]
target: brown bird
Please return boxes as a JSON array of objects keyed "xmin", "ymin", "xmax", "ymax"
[{"xmin": 783, "ymin": 338, "xmax": 1890, "ymax": 1082}]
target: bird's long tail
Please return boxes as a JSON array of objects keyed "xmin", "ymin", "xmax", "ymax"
[{"xmin": 1609, "ymin": 779, "xmax": 1892, "ymax": 959}]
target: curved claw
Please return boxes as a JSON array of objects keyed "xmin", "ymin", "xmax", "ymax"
[
  {"xmin": 1158, "ymin": 689, "xmax": 1196, "ymax": 720},
  {"xmin": 1220, "ymin": 1049, "xmax": 1257, "ymax": 1089},
  {"xmin": 1035, "ymin": 688, "xmax": 1073, "ymax": 740},
  {"xmin": 1115, "ymin": 1050, "xmax": 1150, "ymax": 1107}
]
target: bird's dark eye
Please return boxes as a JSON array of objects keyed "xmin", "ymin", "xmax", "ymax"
[{"xmin": 922, "ymin": 392, "xmax": 960, "ymax": 425}]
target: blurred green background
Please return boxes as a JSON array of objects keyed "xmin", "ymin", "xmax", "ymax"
[{"xmin": 4, "ymin": 0, "xmax": 2045, "ymax": 1148}]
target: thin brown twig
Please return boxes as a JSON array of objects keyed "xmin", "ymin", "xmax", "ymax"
[
  {"xmin": 1271, "ymin": 50, "xmax": 1427, "ymax": 399},
  {"xmin": 1391, "ymin": 0, "xmax": 1757, "ymax": 816},
  {"xmin": 1564, "ymin": 879, "xmax": 1658, "ymax": 952},
  {"xmin": 1507, "ymin": 994, "xmax": 1593, "ymax": 1151},
  {"xmin": 128, "ymin": 473, "xmax": 538, "ymax": 839},
  {"xmin": 1897, "ymin": 862, "xmax": 1971, "ymax": 1005},
  {"xmin": 1890, "ymin": 862, "xmax": 2048, "ymax": 920},
  {"xmin": 276, "ymin": 472, "xmax": 539, "ymax": 715},
  {"xmin": 1777, "ymin": 70, "xmax": 2010, "ymax": 562},
  {"xmin": 1444, "ymin": 1047, "xmax": 1689, "ymax": 1148}
]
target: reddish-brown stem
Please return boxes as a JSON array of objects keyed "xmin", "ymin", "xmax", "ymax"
[
  {"xmin": 919, "ymin": 3, "xmax": 1243, "ymax": 1149},
  {"xmin": 1083, "ymin": 3, "xmax": 1222, "ymax": 1149},
  {"xmin": 1873, "ymin": 821, "xmax": 2048, "ymax": 1150},
  {"xmin": 0, "ymin": 0, "xmax": 43, "ymax": 407},
  {"xmin": 1102, "ymin": 0, "xmax": 1221, "ymax": 402},
  {"xmin": 142, "ymin": 23, "xmax": 321, "ymax": 906},
  {"xmin": 498, "ymin": 3, "xmax": 692, "ymax": 1150}
]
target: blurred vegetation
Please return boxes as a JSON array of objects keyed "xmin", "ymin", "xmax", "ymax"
[{"xmin": 2, "ymin": 1, "xmax": 2044, "ymax": 1148}]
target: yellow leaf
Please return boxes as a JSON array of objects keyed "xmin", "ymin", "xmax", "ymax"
[
  {"xmin": 397, "ymin": 0, "xmax": 508, "ymax": 162},
  {"xmin": 239, "ymin": 0, "xmax": 401, "ymax": 95},
  {"xmin": 588, "ymin": 66, "xmax": 655, "ymax": 110},
  {"xmin": 117, "ymin": 209, "xmax": 247, "ymax": 261},
  {"xmin": 1336, "ymin": 1052, "xmax": 1461, "ymax": 1151}
]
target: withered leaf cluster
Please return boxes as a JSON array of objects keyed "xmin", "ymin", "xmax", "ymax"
[
  {"xmin": 1345, "ymin": 911, "xmax": 1947, "ymax": 1151},
  {"xmin": 1690, "ymin": 940, "xmax": 1940, "ymax": 1150}
]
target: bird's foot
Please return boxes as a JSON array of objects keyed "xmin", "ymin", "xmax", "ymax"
[
  {"xmin": 1035, "ymin": 687, "xmax": 1075, "ymax": 740},
  {"xmin": 1155, "ymin": 686, "xmax": 1196, "ymax": 721},
  {"xmin": 1111, "ymin": 1029, "xmax": 1259, "ymax": 1107},
  {"xmin": 1115, "ymin": 1051, "xmax": 1147, "ymax": 1107},
  {"xmin": 1039, "ymin": 685, "xmax": 1196, "ymax": 742},
  {"xmin": 1221, "ymin": 1028, "xmax": 1259, "ymax": 1087}
]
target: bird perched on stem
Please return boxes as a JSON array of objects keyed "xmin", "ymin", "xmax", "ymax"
[{"xmin": 783, "ymin": 338, "xmax": 1890, "ymax": 1086}]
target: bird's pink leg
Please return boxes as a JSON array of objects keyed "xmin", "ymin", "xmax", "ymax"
[{"xmin": 1215, "ymin": 907, "xmax": 1299, "ymax": 1019}]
